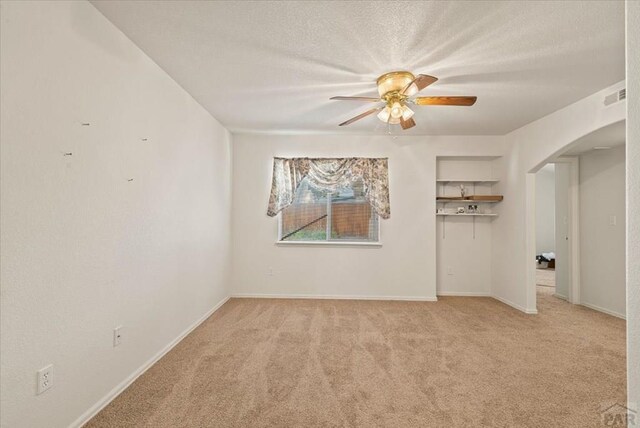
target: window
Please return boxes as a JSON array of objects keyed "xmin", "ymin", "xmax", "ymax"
[{"xmin": 279, "ymin": 177, "xmax": 379, "ymax": 243}]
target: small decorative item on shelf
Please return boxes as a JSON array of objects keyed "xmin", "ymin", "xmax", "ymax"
[
  {"xmin": 437, "ymin": 208, "xmax": 444, "ymax": 214},
  {"xmin": 468, "ymin": 204, "xmax": 479, "ymax": 213},
  {"xmin": 457, "ymin": 206, "xmax": 466, "ymax": 214},
  {"xmin": 459, "ymin": 184, "xmax": 466, "ymax": 198}
]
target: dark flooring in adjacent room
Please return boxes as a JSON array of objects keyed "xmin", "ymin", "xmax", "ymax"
[{"xmin": 87, "ymin": 291, "xmax": 626, "ymax": 427}]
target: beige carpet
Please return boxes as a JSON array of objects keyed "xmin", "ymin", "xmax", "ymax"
[
  {"xmin": 87, "ymin": 293, "xmax": 626, "ymax": 427},
  {"xmin": 536, "ymin": 268, "xmax": 556, "ymax": 288},
  {"xmin": 537, "ymin": 285, "xmax": 556, "ymax": 296}
]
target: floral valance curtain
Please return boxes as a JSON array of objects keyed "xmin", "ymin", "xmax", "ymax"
[{"xmin": 267, "ymin": 157, "xmax": 390, "ymax": 219}]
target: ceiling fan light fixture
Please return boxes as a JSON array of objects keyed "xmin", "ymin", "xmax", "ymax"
[
  {"xmin": 377, "ymin": 107, "xmax": 391, "ymax": 122},
  {"xmin": 332, "ymin": 71, "xmax": 477, "ymax": 130},
  {"xmin": 401, "ymin": 105, "xmax": 414, "ymax": 120},
  {"xmin": 390, "ymin": 102, "xmax": 404, "ymax": 119}
]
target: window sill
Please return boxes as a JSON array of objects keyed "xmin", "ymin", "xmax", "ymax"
[{"xmin": 275, "ymin": 240, "xmax": 382, "ymax": 248}]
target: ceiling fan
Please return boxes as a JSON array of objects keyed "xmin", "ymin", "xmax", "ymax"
[{"xmin": 330, "ymin": 71, "xmax": 477, "ymax": 130}]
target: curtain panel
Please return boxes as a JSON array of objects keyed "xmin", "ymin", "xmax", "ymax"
[{"xmin": 267, "ymin": 157, "xmax": 390, "ymax": 219}]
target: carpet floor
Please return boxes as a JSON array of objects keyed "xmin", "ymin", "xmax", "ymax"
[
  {"xmin": 87, "ymin": 292, "xmax": 626, "ymax": 427},
  {"xmin": 536, "ymin": 268, "xmax": 556, "ymax": 288}
]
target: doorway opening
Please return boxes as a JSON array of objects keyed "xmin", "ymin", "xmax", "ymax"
[
  {"xmin": 529, "ymin": 120, "xmax": 626, "ymax": 318},
  {"xmin": 534, "ymin": 164, "xmax": 557, "ymax": 296},
  {"xmin": 534, "ymin": 162, "xmax": 573, "ymax": 303}
]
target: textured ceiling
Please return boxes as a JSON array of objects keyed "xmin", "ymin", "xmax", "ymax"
[{"xmin": 91, "ymin": 0, "xmax": 625, "ymax": 135}]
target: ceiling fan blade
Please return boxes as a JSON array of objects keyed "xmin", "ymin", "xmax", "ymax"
[
  {"xmin": 401, "ymin": 74, "xmax": 438, "ymax": 95},
  {"xmin": 338, "ymin": 107, "xmax": 381, "ymax": 126},
  {"xmin": 400, "ymin": 117, "xmax": 416, "ymax": 130},
  {"xmin": 330, "ymin": 96, "xmax": 381, "ymax": 102},
  {"xmin": 413, "ymin": 96, "xmax": 477, "ymax": 106}
]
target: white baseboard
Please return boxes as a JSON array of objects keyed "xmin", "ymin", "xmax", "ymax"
[
  {"xmin": 492, "ymin": 295, "xmax": 538, "ymax": 314},
  {"xmin": 437, "ymin": 291, "xmax": 491, "ymax": 297},
  {"xmin": 70, "ymin": 296, "xmax": 230, "ymax": 428},
  {"xmin": 230, "ymin": 293, "xmax": 438, "ymax": 302},
  {"xmin": 553, "ymin": 293, "xmax": 569, "ymax": 301},
  {"xmin": 580, "ymin": 301, "xmax": 626, "ymax": 319}
]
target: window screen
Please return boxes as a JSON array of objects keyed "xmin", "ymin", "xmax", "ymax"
[{"xmin": 279, "ymin": 177, "xmax": 379, "ymax": 242}]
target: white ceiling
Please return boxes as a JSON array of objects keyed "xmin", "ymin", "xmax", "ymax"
[{"xmin": 92, "ymin": 0, "xmax": 625, "ymax": 136}]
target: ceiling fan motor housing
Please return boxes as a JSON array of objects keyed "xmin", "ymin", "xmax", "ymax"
[{"xmin": 376, "ymin": 71, "xmax": 417, "ymax": 97}]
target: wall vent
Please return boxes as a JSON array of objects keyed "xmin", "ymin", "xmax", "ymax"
[{"xmin": 604, "ymin": 88, "xmax": 626, "ymax": 106}]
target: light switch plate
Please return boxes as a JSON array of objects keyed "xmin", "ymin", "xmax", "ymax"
[{"xmin": 113, "ymin": 326, "xmax": 123, "ymax": 347}]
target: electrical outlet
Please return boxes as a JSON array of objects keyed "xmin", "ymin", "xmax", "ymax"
[
  {"xmin": 609, "ymin": 215, "xmax": 617, "ymax": 226},
  {"xmin": 268, "ymin": 267, "xmax": 274, "ymax": 276},
  {"xmin": 447, "ymin": 266, "xmax": 453, "ymax": 275},
  {"xmin": 113, "ymin": 326, "xmax": 123, "ymax": 347},
  {"xmin": 37, "ymin": 364, "xmax": 53, "ymax": 395}
]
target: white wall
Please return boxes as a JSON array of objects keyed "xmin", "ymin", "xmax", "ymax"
[
  {"xmin": 535, "ymin": 164, "xmax": 556, "ymax": 254},
  {"xmin": 626, "ymin": 0, "xmax": 640, "ymax": 412},
  {"xmin": 493, "ymin": 80, "xmax": 626, "ymax": 313},
  {"xmin": 231, "ymin": 134, "xmax": 505, "ymax": 300},
  {"xmin": 0, "ymin": 2, "xmax": 232, "ymax": 427},
  {"xmin": 579, "ymin": 146, "xmax": 626, "ymax": 318}
]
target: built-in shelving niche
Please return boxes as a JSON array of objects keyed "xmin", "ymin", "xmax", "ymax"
[{"xmin": 435, "ymin": 156, "xmax": 502, "ymax": 296}]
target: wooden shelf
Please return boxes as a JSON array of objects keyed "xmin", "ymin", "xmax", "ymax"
[{"xmin": 436, "ymin": 213, "xmax": 498, "ymax": 217}]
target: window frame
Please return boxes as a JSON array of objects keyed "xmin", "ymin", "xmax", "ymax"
[{"xmin": 276, "ymin": 189, "xmax": 382, "ymax": 247}]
